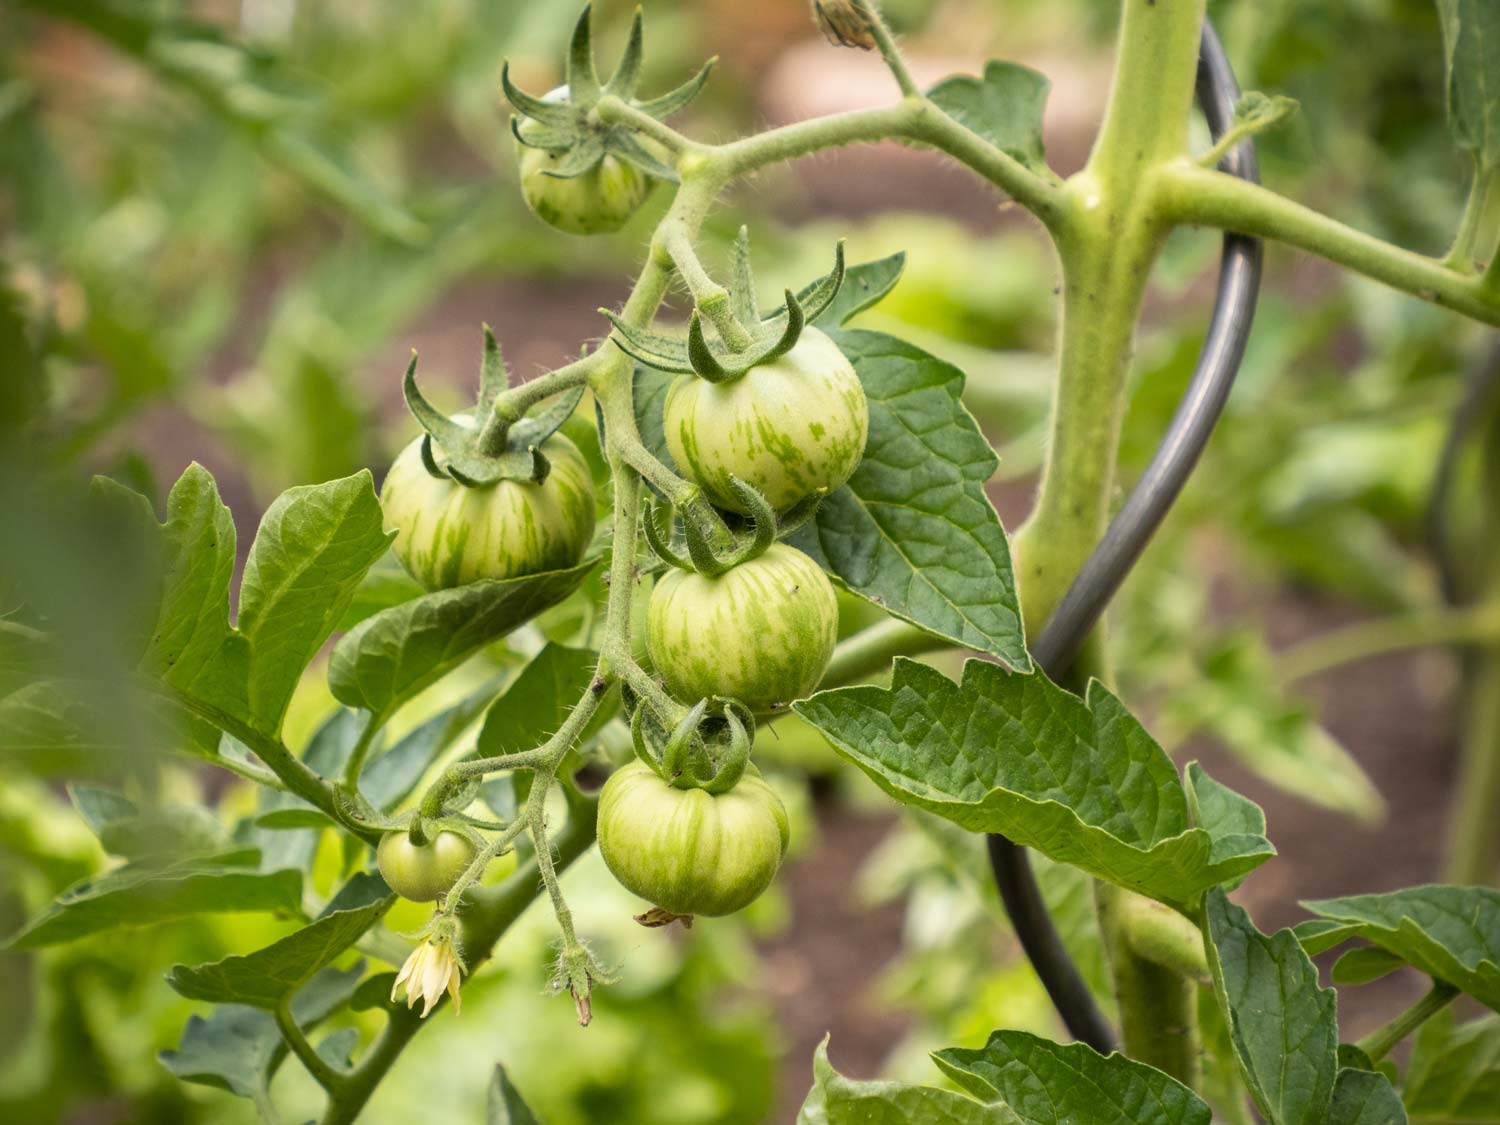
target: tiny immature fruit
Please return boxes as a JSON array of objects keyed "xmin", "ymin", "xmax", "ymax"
[
  {"xmin": 515, "ymin": 88, "xmax": 654, "ymax": 236},
  {"xmin": 597, "ymin": 760, "xmax": 789, "ymax": 918},
  {"xmin": 664, "ymin": 326, "xmax": 868, "ymax": 514},
  {"xmin": 647, "ymin": 543, "xmax": 838, "ymax": 713},
  {"xmin": 376, "ymin": 830, "xmax": 479, "ymax": 903},
  {"xmin": 381, "ymin": 423, "xmax": 595, "ymax": 591}
]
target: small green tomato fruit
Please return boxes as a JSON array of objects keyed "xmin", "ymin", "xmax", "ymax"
[
  {"xmin": 514, "ymin": 90, "xmax": 654, "ymax": 236},
  {"xmin": 664, "ymin": 325, "xmax": 868, "ymax": 514},
  {"xmin": 381, "ymin": 421, "xmax": 595, "ymax": 591},
  {"xmin": 597, "ymin": 760, "xmax": 789, "ymax": 917},
  {"xmin": 647, "ymin": 543, "xmax": 838, "ymax": 713},
  {"xmin": 376, "ymin": 830, "xmax": 478, "ymax": 903}
]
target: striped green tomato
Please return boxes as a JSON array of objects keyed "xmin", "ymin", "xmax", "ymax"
[
  {"xmin": 664, "ymin": 326, "xmax": 868, "ymax": 514},
  {"xmin": 518, "ymin": 145, "xmax": 653, "ymax": 235},
  {"xmin": 377, "ymin": 830, "xmax": 477, "ymax": 903},
  {"xmin": 597, "ymin": 760, "xmax": 789, "ymax": 917},
  {"xmin": 381, "ymin": 423, "xmax": 595, "ymax": 591},
  {"xmin": 647, "ymin": 543, "xmax": 838, "ymax": 713}
]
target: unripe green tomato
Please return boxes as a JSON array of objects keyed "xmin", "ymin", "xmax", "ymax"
[
  {"xmin": 514, "ymin": 90, "xmax": 653, "ymax": 236},
  {"xmin": 597, "ymin": 760, "xmax": 789, "ymax": 917},
  {"xmin": 376, "ymin": 830, "xmax": 478, "ymax": 903},
  {"xmin": 647, "ymin": 543, "xmax": 838, "ymax": 713},
  {"xmin": 381, "ymin": 422, "xmax": 595, "ymax": 591},
  {"xmin": 664, "ymin": 326, "xmax": 868, "ymax": 514}
]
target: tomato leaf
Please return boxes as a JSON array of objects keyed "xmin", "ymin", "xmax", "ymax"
[
  {"xmin": 1329, "ymin": 1068, "xmax": 1407, "ymax": 1125},
  {"xmin": 1203, "ymin": 889, "xmax": 1339, "ymax": 1125},
  {"xmin": 796, "ymin": 659, "xmax": 1273, "ymax": 908},
  {"xmin": 1330, "ymin": 945, "xmax": 1407, "ymax": 986},
  {"xmin": 166, "ymin": 872, "xmax": 391, "ymax": 1008},
  {"xmin": 1403, "ymin": 1008, "xmax": 1500, "ymax": 1120},
  {"xmin": 793, "ymin": 329, "xmax": 1030, "ymax": 671},
  {"xmin": 797, "ymin": 1038, "xmax": 1008, "ymax": 1124},
  {"xmin": 928, "ymin": 60, "xmax": 1051, "ymax": 175},
  {"xmin": 487, "ymin": 1064, "xmax": 541, "ymax": 1125},
  {"xmin": 327, "ymin": 559, "xmax": 598, "ymax": 717},
  {"xmin": 1299, "ymin": 886, "xmax": 1500, "ymax": 1012},
  {"xmin": 932, "ymin": 1031, "xmax": 1211, "ymax": 1124},
  {"xmin": 158, "ymin": 963, "xmax": 363, "ymax": 1104},
  {"xmin": 237, "ymin": 472, "xmax": 393, "ymax": 731},
  {"xmin": 4, "ymin": 849, "xmax": 302, "ymax": 949},
  {"xmin": 1436, "ymin": 0, "xmax": 1500, "ymax": 170}
]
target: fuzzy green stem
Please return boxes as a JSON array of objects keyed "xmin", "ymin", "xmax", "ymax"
[
  {"xmin": 1097, "ymin": 884, "xmax": 1202, "ymax": 1087},
  {"xmin": 593, "ymin": 94, "xmax": 695, "ymax": 154},
  {"xmin": 341, "ymin": 712, "xmax": 385, "ymax": 786},
  {"xmin": 476, "ymin": 355, "xmax": 597, "ymax": 457},
  {"xmin": 1155, "ymin": 161, "xmax": 1500, "ymax": 327},
  {"xmin": 1355, "ymin": 981, "xmax": 1459, "ymax": 1062},
  {"xmin": 1120, "ymin": 896, "xmax": 1211, "ymax": 982},
  {"xmin": 1445, "ymin": 161, "xmax": 1496, "ymax": 274},
  {"xmin": 661, "ymin": 226, "xmax": 754, "ymax": 350},
  {"xmin": 276, "ymin": 999, "xmax": 345, "ymax": 1093},
  {"xmin": 1277, "ymin": 602, "xmax": 1500, "ymax": 684},
  {"xmin": 850, "ymin": 0, "xmax": 921, "ymax": 98},
  {"xmin": 821, "ymin": 618, "xmax": 950, "ymax": 687}
]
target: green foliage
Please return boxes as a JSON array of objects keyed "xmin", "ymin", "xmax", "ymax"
[
  {"xmin": 1300, "ymin": 886, "xmax": 1500, "ymax": 1011},
  {"xmin": 1435, "ymin": 0, "xmax": 1500, "ymax": 169},
  {"xmin": 928, "ymin": 61, "xmax": 1051, "ymax": 175},
  {"xmin": 798, "ymin": 659, "xmax": 1272, "ymax": 909},
  {"xmin": 1403, "ymin": 1008, "xmax": 1500, "ymax": 1119},
  {"xmin": 1203, "ymin": 890, "xmax": 1338, "ymax": 1125}
]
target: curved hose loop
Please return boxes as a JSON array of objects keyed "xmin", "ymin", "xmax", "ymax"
[{"xmin": 984, "ymin": 20, "xmax": 1265, "ymax": 1053}]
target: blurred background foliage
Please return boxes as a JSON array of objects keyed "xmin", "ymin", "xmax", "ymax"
[{"xmin": 2, "ymin": 0, "xmax": 1497, "ymax": 1120}]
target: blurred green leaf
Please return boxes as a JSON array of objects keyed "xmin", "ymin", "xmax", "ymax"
[
  {"xmin": 1403, "ymin": 1008, "xmax": 1500, "ymax": 1119},
  {"xmin": 487, "ymin": 1064, "xmax": 541, "ymax": 1125},
  {"xmin": 1436, "ymin": 0, "xmax": 1500, "ymax": 169},
  {"xmin": 5, "ymin": 849, "xmax": 301, "ymax": 949}
]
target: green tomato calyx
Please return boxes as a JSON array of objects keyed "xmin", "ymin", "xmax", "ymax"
[
  {"xmin": 503, "ymin": 5, "xmax": 713, "ymax": 187},
  {"xmin": 605, "ymin": 230, "xmax": 848, "ymax": 383},
  {"xmin": 643, "ymin": 475, "xmax": 823, "ymax": 577},
  {"xmin": 631, "ymin": 695, "xmax": 755, "ymax": 794},
  {"xmin": 400, "ymin": 325, "xmax": 583, "ymax": 488}
]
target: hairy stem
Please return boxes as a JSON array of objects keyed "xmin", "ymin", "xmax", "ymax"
[
  {"xmin": 1445, "ymin": 161, "xmax": 1496, "ymax": 273},
  {"xmin": 1356, "ymin": 981, "xmax": 1459, "ymax": 1062},
  {"xmin": 1156, "ymin": 161, "xmax": 1500, "ymax": 327},
  {"xmin": 850, "ymin": 0, "xmax": 921, "ymax": 98},
  {"xmin": 276, "ymin": 999, "xmax": 345, "ymax": 1093}
]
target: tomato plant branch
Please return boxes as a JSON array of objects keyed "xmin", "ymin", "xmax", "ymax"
[
  {"xmin": 1155, "ymin": 161, "xmax": 1500, "ymax": 328},
  {"xmin": 163, "ymin": 686, "xmax": 381, "ymax": 845},
  {"xmin": 1355, "ymin": 980, "xmax": 1459, "ymax": 1062},
  {"xmin": 660, "ymin": 225, "xmax": 754, "ymax": 349},
  {"xmin": 593, "ymin": 94, "xmax": 695, "ymax": 155},
  {"xmin": 275, "ymin": 998, "xmax": 345, "ymax": 1093},
  {"xmin": 1119, "ymin": 896, "xmax": 1210, "ymax": 982},
  {"xmin": 1276, "ymin": 601, "xmax": 1500, "ymax": 684},
  {"xmin": 341, "ymin": 711, "xmax": 385, "ymax": 787},
  {"xmin": 820, "ymin": 617, "xmax": 950, "ymax": 687},
  {"xmin": 849, "ymin": 0, "xmax": 921, "ymax": 99}
]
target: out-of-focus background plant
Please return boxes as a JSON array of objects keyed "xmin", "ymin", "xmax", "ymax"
[{"xmin": 3, "ymin": 0, "xmax": 1496, "ymax": 1120}]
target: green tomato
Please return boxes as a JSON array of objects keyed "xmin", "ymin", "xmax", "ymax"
[
  {"xmin": 376, "ymin": 830, "xmax": 478, "ymax": 903},
  {"xmin": 664, "ymin": 326, "xmax": 868, "ymax": 514},
  {"xmin": 647, "ymin": 543, "xmax": 838, "ymax": 713},
  {"xmin": 514, "ymin": 89, "xmax": 654, "ymax": 236},
  {"xmin": 381, "ymin": 422, "xmax": 595, "ymax": 591},
  {"xmin": 597, "ymin": 760, "xmax": 789, "ymax": 917}
]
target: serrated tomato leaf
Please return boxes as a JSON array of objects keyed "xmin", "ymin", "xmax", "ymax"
[
  {"xmin": 932, "ymin": 1030, "xmax": 1211, "ymax": 1124},
  {"xmin": 795, "ymin": 659, "xmax": 1272, "ymax": 908},
  {"xmin": 1300, "ymin": 886, "xmax": 1500, "ymax": 1012},
  {"xmin": 1203, "ymin": 889, "xmax": 1338, "ymax": 1125},
  {"xmin": 5, "ymin": 849, "xmax": 302, "ymax": 949},
  {"xmin": 166, "ymin": 872, "xmax": 391, "ymax": 1008},
  {"xmin": 812, "ymin": 252, "xmax": 907, "ymax": 328},
  {"xmin": 1329, "ymin": 1068, "xmax": 1407, "ymax": 1125},
  {"xmin": 798, "ymin": 1038, "xmax": 1012, "ymax": 1124},
  {"xmin": 328, "ymin": 560, "xmax": 597, "ymax": 717}
]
